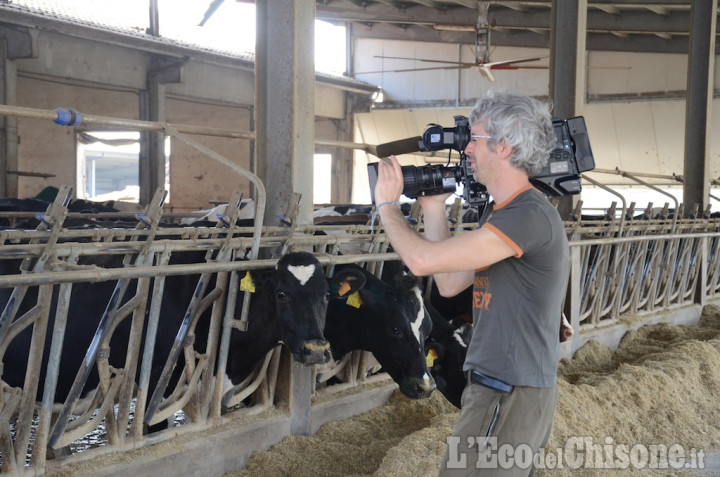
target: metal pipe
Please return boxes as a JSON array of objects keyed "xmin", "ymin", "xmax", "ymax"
[
  {"xmin": 581, "ymin": 174, "xmax": 627, "ymax": 235},
  {"xmin": 589, "ymin": 167, "xmax": 684, "ymax": 182},
  {"xmin": 0, "ymin": 251, "xmax": 400, "ymax": 288},
  {"xmin": 0, "ymin": 104, "xmax": 378, "ymax": 153},
  {"xmin": 148, "ymin": 0, "xmax": 159, "ymax": 37},
  {"xmin": 314, "ymin": 138, "xmax": 380, "ymax": 154},
  {"xmin": 590, "ymin": 167, "xmax": 680, "ymax": 231},
  {"xmin": 0, "ymin": 104, "xmax": 254, "ymax": 140},
  {"xmin": 162, "ymin": 126, "xmax": 265, "ymax": 262}
]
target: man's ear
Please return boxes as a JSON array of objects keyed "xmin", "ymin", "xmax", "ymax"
[
  {"xmin": 497, "ymin": 138, "xmax": 513, "ymax": 160},
  {"xmin": 329, "ymin": 268, "xmax": 367, "ymax": 298}
]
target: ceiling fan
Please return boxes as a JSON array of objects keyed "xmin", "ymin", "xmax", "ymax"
[
  {"xmin": 356, "ymin": 1, "xmax": 548, "ymax": 83},
  {"xmin": 366, "ymin": 53, "xmax": 547, "ymax": 82}
]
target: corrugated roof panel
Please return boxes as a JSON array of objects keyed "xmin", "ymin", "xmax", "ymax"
[{"xmin": 1, "ymin": 0, "xmax": 254, "ymax": 59}]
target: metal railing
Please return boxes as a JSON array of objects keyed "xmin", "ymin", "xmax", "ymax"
[
  {"xmin": 567, "ymin": 205, "xmax": 720, "ymax": 329},
  {"xmin": 0, "ymin": 187, "xmax": 397, "ymax": 474},
  {"xmin": 3, "ymin": 195, "xmax": 720, "ymax": 474}
]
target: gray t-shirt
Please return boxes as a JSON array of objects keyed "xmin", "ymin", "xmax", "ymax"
[{"xmin": 464, "ymin": 186, "xmax": 569, "ymax": 388}]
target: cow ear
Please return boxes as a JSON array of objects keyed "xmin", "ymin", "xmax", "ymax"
[
  {"xmin": 242, "ymin": 268, "xmax": 273, "ymax": 291},
  {"xmin": 329, "ymin": 268, "xmax": 366, "ymax": 298}
]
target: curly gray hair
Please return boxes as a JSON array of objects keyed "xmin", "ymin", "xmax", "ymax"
[{"xmin": 468, "ymin": 91, "xmax": 555, "ymax": 176}]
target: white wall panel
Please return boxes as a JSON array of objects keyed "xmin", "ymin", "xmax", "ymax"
[
  {"xmin": 613, "ymin": 103, "xmax": 661, "ymax": 174},
  {"xmin": 582, "ymin": 103, "xmax": 622, "ymax": 173},
  {"xmin": 711, "ymin": 101, "xmax": 720, "ymax": 180},
  {"xmin": 651, "ymin": 101, "xmax": 686, "ymax": 176},
  {"xmin": 587, "ymin": 51, "xmax": 688, "ymax": 96}
]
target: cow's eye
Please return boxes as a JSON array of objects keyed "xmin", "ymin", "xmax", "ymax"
[
  {"xmin": 391, "ymin": 327, "xmax": 401, "ymax": 336},
  {"xmin": 324, "ymin": 292, "xmax": 331, "ymax": 302},
  {"xmin": 276, "ymin": 290, "xmax": 288, "ymax": 302}
]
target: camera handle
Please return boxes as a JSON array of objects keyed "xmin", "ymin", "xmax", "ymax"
[{"xmin": 458, "ymin": 151, "xmax": 490, "ymax": 214}]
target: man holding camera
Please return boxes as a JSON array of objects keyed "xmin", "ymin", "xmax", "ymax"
[{"xmin": 373, "ymin": 91, "xmax": 569, "ymax": 476}]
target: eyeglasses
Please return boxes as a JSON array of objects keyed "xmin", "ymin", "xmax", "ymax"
[{"xmin": 470, "ymin": 134, "xmax": 495, "ymax": 140}]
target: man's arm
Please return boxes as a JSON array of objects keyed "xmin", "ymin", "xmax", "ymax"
[
  {"xmin": 416, "ymin": 195, "xmax": 475, "ymax": 297},
  {"xmin": 374, "ymin": 157, "xmax": 516, "ymax": 296}
]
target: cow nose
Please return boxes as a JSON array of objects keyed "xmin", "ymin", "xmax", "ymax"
[
  {"xmin": 302, "ymin": 339, "xmax": 331, "ymax": 365},
  {"xmin": 418, "ymin": 375, "xmax": 437, "ymax": 397}
]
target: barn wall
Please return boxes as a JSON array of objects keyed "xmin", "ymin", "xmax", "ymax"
[
  {"xmin": 164, "ymin": 97, "xmax": 253, "ymax": 210},
  {"xmin": 315, "ymin": 84, "xmax": 346, "ymax": 120},
  {"xmin": 15, "ymin": 75, "xmax": 139, "ymax": 198},
  {"xmin": 165, "ymin": 62, "xmax": 255, "ymax": 105},
  {"xmin": 16, "ymin": 30, "xmax": 148, "ymax": 89},
  {"xmin": 3, "ymin": 22, "xmax": 363, "ymax": 208}
]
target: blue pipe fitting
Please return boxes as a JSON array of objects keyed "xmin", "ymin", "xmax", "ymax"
[{"xmin": 54, "ymin": 107, "xmax": 83, "ymax": 127}]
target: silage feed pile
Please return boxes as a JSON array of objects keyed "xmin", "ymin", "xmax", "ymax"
[{"xmin": 231, "ymin": 305, "xmax": 720, "ymax": 477}]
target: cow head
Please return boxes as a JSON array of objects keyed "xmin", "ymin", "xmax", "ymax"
[
  {"xmin": 331, "ymin": 269, "xmax": 436, "ymax": 399},
  {"xmin": 425, "ymin": 307, "xmax": 472, "ymax": 409},
  {"xmin": 253, "ymin": 252, "xmax": 333, "ymax": 366}
]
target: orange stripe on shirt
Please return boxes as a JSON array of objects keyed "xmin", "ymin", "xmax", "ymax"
[
  {"xmin": 493, "ymin": 185, "xmax": 536, "ymax": 210},
  {"xmin": 484, "ymin": 223, "xmax": 523, "ymax": 258}
]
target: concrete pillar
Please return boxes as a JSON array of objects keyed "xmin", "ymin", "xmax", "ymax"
[
  {"xmin": 140, "ymin": 58, "xmax": 182, "ymax": 206},
  {"xmin": 549, "ymin": 0, "xmax": 587, "ymax": 219},
  {"xmin": 332, "ymin": 102, "xmax": 353, "ymax": 203},
  {"xmin": 0, "ymin": 38, "xmax": 8, "ymax": 197},
  {"xmin": 254, "ymin": 0, "xmax": 316, "ymax": 436},
  {"xmin": 255, "ymin": 0, "xmax": 316, "ymax": 227},
  {"xmin": 138, "ymin": 75, "xmax": 165, "ymax": 207},
  {"xmin": 683, "ymin": 0, "xmax": 717, "ymax": 215},
  {"xmin": 0, "ymin": 39, "xmax": 19, "ymax": 198}
]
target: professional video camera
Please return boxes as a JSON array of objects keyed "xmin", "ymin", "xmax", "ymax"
[{"xmin": 368, "ymin": 114, "xmax": 595, "ymax": 208}]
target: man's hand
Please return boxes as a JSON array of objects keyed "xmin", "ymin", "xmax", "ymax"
[
  {"xmin": 373, "ymin": 155, "xmax": 404, "ymax": 205},
  {"xmin": 418, "ymin": 192, "xmax": 454, "ymax": 210}
]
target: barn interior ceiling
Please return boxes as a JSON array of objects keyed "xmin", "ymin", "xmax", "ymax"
[{"xmin": 313, "ymin": 0, "xmax": 719, "ymax": 55}]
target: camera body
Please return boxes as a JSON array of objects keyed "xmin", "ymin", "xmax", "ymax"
[{"xmin": 369, "ymin": 115, "xmax": 595, "ymax": 208}]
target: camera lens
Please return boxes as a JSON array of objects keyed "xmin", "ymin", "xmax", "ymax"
[{"xmin": 401, "ymin": 165, "xmax": 459, "ymax": 198}]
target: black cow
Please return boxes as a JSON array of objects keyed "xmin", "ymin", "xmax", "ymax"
[
  {"xmin": 0, "ymin": 251, "xmax": 356, "ymax": 430},
  {"xmin": 424, "ymin": 302, "xmax": 472, "ymax": 409},
  {"xmin": 322, "ymin": 264, "xmax": 436, "ymax": 399}
]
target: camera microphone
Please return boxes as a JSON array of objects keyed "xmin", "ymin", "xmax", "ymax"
[{"xmin": 374, "ymin": 136, "xmax": 422, "ymax": 158}]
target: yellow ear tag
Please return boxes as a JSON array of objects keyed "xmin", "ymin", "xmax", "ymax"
[
  {"xmin": 338, "ymin": 281, "xmax": 352, "ymax": 297},
  {"xmin": 346, "ymin": 291, "xmax": 363, "ymax": 309},
  {"xmin": 426, "ymin": 348, "xmax": 438, "ymax": 368},
  {"xmin": 239, "ymin": 272, "xmax": 256, "ymax": 293}
]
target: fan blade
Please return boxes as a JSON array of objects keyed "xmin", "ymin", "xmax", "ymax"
[
  {"xmin": 478, "ymin": 65, "xmax": 496, "ymax": 82},
  {"xmin": 489, "ymin": 65, "xmax": 549, "ymax": 70},
  {"xmin": 356, "ymin": 64, "xmax": 475, "ymax": 74},
  {"xmin": 483, "ymin": 56, "xmax": 547, "ymax": 68},
  {"xmin": 374, "ymin": 55, "xmax": 475, "ymax": 67},
  {"xmin": 199, "ymin": 0, "xmax": 225, "ymax": 26}
]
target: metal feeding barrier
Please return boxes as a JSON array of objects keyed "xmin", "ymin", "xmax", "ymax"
[
  {"xmin": 0, "ymin": 186, "xmax": 397, "ymax": 475},
  {"xmin": 3, "ymin": 191, "xmax": 720, "ymax": 475},
  {"xmin": 567, "ymin": 201, "xmax": 720, "ymax": 328}
]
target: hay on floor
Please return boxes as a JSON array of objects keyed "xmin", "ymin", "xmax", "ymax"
[{"xmin": 229, "ymin": 305, "xmax": 720, "ymax": 477}]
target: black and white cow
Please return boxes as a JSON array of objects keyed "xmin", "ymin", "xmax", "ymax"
[
  {"xmin": 322, "ymin": 264, "xmax": 436, "ymax": 399},
  {"xmin": 165, "ymin": 251, "xmax": 342, "ymax": 395},
  {"xmin": 0, "ymin": 251, "xmax": 356, "ymax": 428}
]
